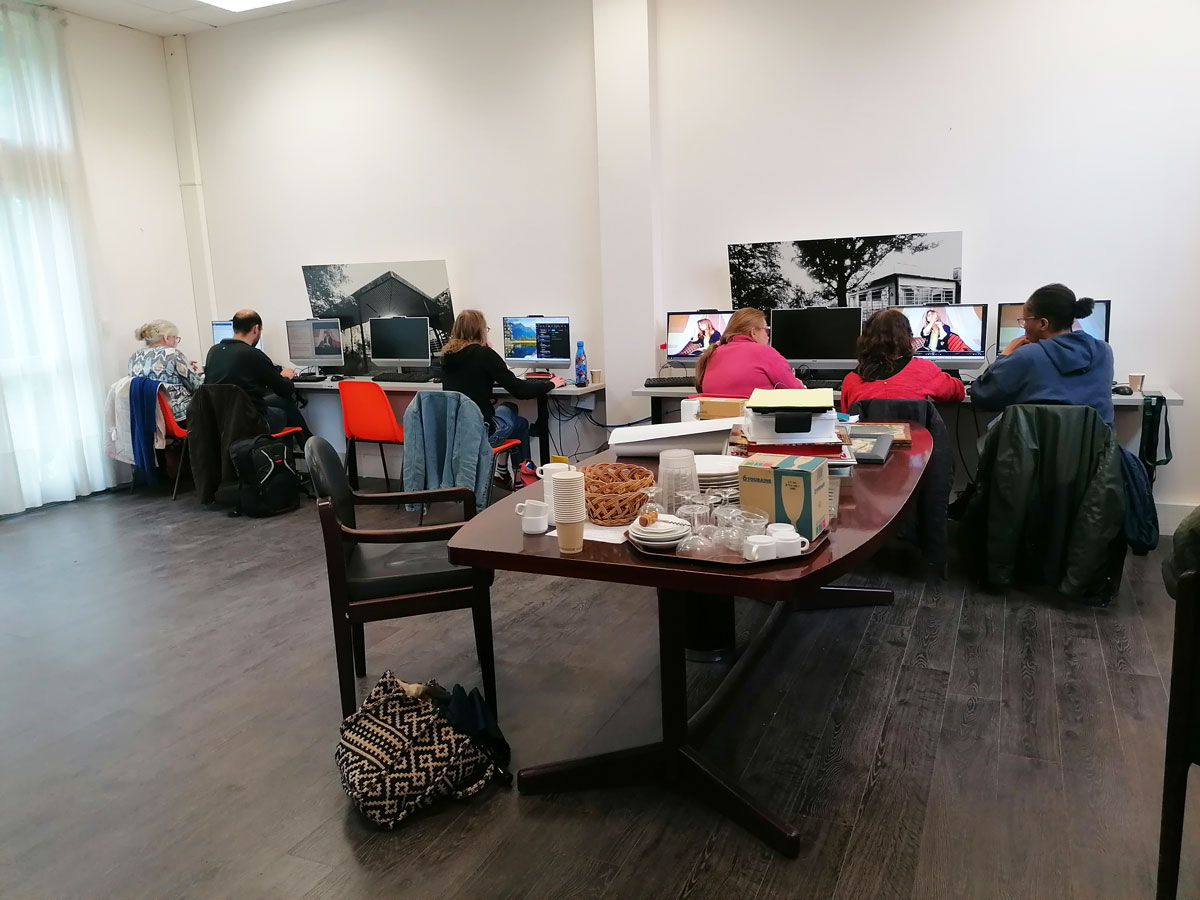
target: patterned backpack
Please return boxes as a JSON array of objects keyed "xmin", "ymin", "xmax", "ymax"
[{"xmin": 335, "ymin": 671, "xmax": 496, "ymax": 828}]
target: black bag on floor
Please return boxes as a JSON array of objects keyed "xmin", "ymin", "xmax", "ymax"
[
  {"xmin": 228, "ymin": 435, "xmax": 299, "ymax": 517},
  {"xmin": 336, "ymin": 671, "xmax": 503, "ymax": 828}
]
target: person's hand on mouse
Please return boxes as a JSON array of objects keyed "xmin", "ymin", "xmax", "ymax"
[
  {"xmin": 282, "ymin": 367, "xmax": 298, "ymax": 378},
  {"xmin": 549, "ymin": 375, "xmax": 567, "ymax": 388}
]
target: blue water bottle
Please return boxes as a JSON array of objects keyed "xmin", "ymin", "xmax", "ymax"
[{"xmin": 574, "ymin": 340, "xmax": 588, "ymax": 386}]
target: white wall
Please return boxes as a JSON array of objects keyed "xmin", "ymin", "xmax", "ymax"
[
  {"xmin": 64, "ymin": 13, "xmax": 196, "ymax": 383},
  {"xmin": 183, "ymin": 0, "xmax": 604, "ymax": 371},
  {"xmin": 653, "ymin": 0, "xmax": 1200, "ymax": 512}
]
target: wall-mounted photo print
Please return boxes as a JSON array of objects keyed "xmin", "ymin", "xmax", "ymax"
[
  {"xmin": 301, "ymin": 260, "xmax": 454, "ymax": 371},
  {"xmin": 727, "ymin": 231, "xmax": 963, "ymax": 317}
]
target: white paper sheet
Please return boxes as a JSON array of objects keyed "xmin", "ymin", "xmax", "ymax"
[{"xmin": 547, "ymin": 522, "xmax": 629, "ymax": 544}]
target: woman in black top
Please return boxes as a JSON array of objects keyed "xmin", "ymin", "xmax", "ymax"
[{"xmin": 440, "ymin": 309, "xmax": 564, "ymax": 465}]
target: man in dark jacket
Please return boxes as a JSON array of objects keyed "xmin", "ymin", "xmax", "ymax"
[{"xmin": 204, "ymin": 309, "xmax": 311, "ymax": 441}]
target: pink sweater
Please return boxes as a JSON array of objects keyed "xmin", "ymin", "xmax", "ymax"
[{"xmin": 698, "ymin": 335, "xmax": 804, "ymax": 398}]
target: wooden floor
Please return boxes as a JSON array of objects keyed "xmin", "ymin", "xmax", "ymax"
[{"xmin": 2, "ymin": 488, "xmax": 1199, "ymax": 899}]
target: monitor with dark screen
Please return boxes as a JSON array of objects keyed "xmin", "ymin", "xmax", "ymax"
[
  {"xmin": 770, "ymin": 307, "xmax": 862, "ymax": 367},
  {"xmin": 368, "ymin": 316, "xmax": 431, "ymax": 367}
]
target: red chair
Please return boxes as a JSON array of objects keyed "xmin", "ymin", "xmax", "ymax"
[{"xmin": 338, "ymin": 381, "xmax": 405, "ymax": 490}]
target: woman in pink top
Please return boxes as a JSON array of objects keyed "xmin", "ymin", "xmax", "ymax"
[{"xmin": 695, "ymin": 308, "xmax": 804, "ymax": 397}]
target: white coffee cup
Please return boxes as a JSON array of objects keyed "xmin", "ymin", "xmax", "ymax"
[
  {"xmin": 515, "ymin": 499, "xmax": 550, "ymax": 534},
  {"xmin": 743, "ymin": 534, "xmax": 777, "ymax": 561},
  {"xmin": 680, "ymin": 398, "xmax": 700, "ymax": 422},
  {"xmin": 1129, "ymin": 373, "xmax": 1145, "ymax": 392},
  {"xmin": 766, "ymin": 523, "xmax": 798, "ymax": 537},
  {"xmin": 774, "ymin": 532, "xmax": 811, "ymax": 558}
]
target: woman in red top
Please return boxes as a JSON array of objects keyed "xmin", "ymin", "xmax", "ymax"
[
  {"xmin": 840, "ymin": 308, "xmax": 965, "ymax": 412},
  {"xmin": 695, "ymin": 308, "xmax": 804, "ymax": 397}
]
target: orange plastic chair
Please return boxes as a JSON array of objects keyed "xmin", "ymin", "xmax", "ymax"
[{"xmin": 337, "ymin": 380, "xmax": 405, "ymax": 490}]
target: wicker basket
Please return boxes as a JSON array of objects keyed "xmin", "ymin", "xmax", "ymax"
[
  {"xmin": 580, "ymin": 463, "xmax": 654, "ymax": 496},
  {"xmin": 586, "ymin": 490, "xmax": 649, "ymax": 527}
]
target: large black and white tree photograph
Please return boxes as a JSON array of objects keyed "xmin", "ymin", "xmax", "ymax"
[
  {"xmin": 301, "ymin": 260, "xmax": 455, "ymax": 371},
  {"xmin": 728, "ymin": 230, "xmax": 963, "ymax": 314}
]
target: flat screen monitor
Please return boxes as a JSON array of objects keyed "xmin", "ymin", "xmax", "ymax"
[
  {"xmin": 665, "ymin": 311, "xmax": 733, "ymax": 363},
  {"xmin": 286, "ymin": 318, "xmax": 344, "ymax": 368},
  {"xmin": 769, "ymin": 307, "xmax": 863, "ymax": 367},
  {"xmin": 996, "ymin": 299, "xmax": 1110, "ymax": 347},
  {"xmin": 368, "ymin": 316, "xmax": 431, "ymax": 367},
  {"xmin": 501, "ymin": 316, "xmax": 571, "ymax": 369},
  {"xmin": 897, "ymin": 304, "xmax": 988, "ymax": 366},
  {"xmin": 211, "ymin": 320, "xmax": 263, "ymax": 351}
]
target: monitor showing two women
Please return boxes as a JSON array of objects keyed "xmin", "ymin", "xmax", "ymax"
[{"xmin": 666, "ymin": 312, "xmax": 733, "ymax": 360}]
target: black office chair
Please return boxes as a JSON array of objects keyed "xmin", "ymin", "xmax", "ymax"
[
  {"xmin": 1158, "ymin": 569, "xmax": 1199, "ymax": 899},
  {"xmin": 305, "ymin": 436, "xmax": 497, "ymax": 719}
]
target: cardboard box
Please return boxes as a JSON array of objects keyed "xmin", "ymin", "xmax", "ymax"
[
  {"xmin": 738, "ymin": 453, "xmax": 830, "ymax": 541},
  {"xmin": 698, "ymin": 396, "xmax": 746, "ymax": 420}
]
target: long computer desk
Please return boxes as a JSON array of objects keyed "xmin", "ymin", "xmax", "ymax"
[
  {"xmin": 632, "ymin": 384, "xmax": 1184, "ymax": 425},
  {"xmin": 296, "ymin": 376, "xmax": 605, "ymax": 465}
]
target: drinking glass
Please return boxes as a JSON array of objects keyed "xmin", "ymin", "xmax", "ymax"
[
  {"xmin": 641, "ymin": 485, "xmax": 665, "ymax": 517},
  {"xmin": 678, "ymin": 533, "xmax": 717, "ymax": 559},
  {"xmin": 676, "ymin": 503, "xmax": 711, "ymax": 531}
]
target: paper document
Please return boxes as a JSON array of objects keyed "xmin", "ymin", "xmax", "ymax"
[
  {"xmin": 548, "ymin": 522, "xmax": 629, "ymax": 545},
  {"xmin": 746, "ymin": 388, "xmax": 835, "ymax": 410},
  {"xmin": 609, "ymin": 417, "xmax": 740, "ymax": 458}
]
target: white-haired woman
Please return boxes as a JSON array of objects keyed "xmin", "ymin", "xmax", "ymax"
[{"xmin": 128, "ymin": 319, "xmax": 204, "ymax": 421}]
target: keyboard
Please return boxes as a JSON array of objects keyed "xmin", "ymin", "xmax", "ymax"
[
  {"xmin": 643, "ymin": 376, "xmax": 696, "ymax": 388},
  {"xmin": 292, "ymin": 374, "xmax": 327, "ymax": 383},
  {"xmin": 801, "ymin": 379, "xmax": 844, "ymax": 390},
  {"xmin": 373, "ymin": 372, "xmax": 438, "ymax": 383}
]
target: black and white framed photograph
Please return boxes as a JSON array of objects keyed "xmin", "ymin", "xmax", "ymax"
[
  {"xmin": 727, "ymin": 230, "xmax": 963, "ymax": 316},
  {"xmin": 301, "ymin": 260, "xmax": 455, "ymax": 369}
]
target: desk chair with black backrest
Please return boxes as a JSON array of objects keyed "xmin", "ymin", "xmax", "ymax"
[
  {"xmin": 849, "ymin": 398, "xmax": 953, "ymax": 573},
  {"xmin": 962, "ymin": 403, "xmax": 1126, "ymax": 604},
  {"xmin": 305, "ymin": 436, "xmax": 496, "ymax": 720}
]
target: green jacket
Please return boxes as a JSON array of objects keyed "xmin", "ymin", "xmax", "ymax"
[
  {"xmin": 1163, "ymin": 505, "xmax": 1200, "ymax": 599},
  {"xmin": 965, "ymin": 404, "xmax": 1124, "ymax": 597}
]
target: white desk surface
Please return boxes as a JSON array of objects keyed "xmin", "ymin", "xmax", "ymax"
[
  {"xmin": 294, "ymin": 376, "xmax": 605, "ymax": 398},
  {"xmin": 632, "ymin": 385, "xmax": 1183, "ymax": 407}
]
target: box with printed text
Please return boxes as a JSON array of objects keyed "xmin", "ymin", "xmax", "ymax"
[{"xmin": 737, "ymin": 453, "xmax": 830, "ymax": 542}]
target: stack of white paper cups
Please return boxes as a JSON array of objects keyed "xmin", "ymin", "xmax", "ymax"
[
  {"xmin": 552, "ymin": 470, "xmax": 586, "ymax": 554},
  {"xmin": 538, "ymin": 462, "xmax": 575, "ymax": 525}
]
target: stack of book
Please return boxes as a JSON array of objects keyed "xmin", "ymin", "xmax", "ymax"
[{"xmin": 732, "ymin": 388, "xmax": 854, "ymax": 466}]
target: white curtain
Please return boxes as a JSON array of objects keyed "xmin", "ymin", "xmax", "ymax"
[{"xmin": 0, "ymin": 3, "xmax": 113, "ymax": 514}]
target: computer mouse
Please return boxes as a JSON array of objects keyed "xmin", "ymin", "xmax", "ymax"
[
  {"xmin": 330, "ymin": 375, "xmax": 345, "ymax": 382},
  {"xmin": 431, "ymin": 377, "xmax": 441, "ymax": 383},
  {"xmin": 1113, "ymin": 384, "xmax": 1133, "ymax": 395}
]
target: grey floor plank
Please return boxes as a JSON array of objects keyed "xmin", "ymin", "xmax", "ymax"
[
  {"xmin": 1000, "ymin": 600, "xmax": 1059, "ymax": 761},
  {"xmin": 995, "ymin": 753, "xmax": 1072, "ymax": 898},
  {"xmin": 947, "ymin": 587, "xmax": 1004, "ymax": 700},
  {"xmin": 753, "ymin": 816, "xmax": 853, "ymax": 900},
  {"xmin": 911, "ymin": 693, "xmax": 1000, "ymax": 900},
  {"xmin": 1095, "ymin": 595, "xmax": 1161, "ymax": 677},
  {"xmin": 1053, "ymin": 619, "xmax": 1156, "ymax": 899},
  {"xmin": 901, "ymin": 573, "xmax": 965, "ymax": 672},
  {"xmin": 791, "ymin": 621, "xmax": 911, "ymax": 822},
  {"xmin": 1130, "ymin": 575, "xmax": 1177, "ymax": 689},
  {"xmin": 830, "ymin": 665, "xmax": 949, "ymax": 900}
]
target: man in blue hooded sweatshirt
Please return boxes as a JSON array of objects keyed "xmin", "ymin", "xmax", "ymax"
[{"xmin": 970, "ymin": 283, "xmax": 1114, "ymax": 425}]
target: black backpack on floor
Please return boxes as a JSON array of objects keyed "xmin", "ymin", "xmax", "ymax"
[{"xmin": 229, "ymin": 435, "xmax": 299, "ymax": 517}]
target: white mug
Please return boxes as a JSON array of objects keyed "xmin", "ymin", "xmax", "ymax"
[
  {"xmin": 536, "ymin": 463, "xmax": 575, "ymax": 479},
  {"xmin": 515, "ymin": 499, "xmax": 550, "ymax": 534},
  {"xmin": 774, "ymin": 532, "xmax": 811, "ymax": 558},
  {"xmin": 766, "ymin": 523, "xmax": 798, "ymax": 537},
  {"xmin": 743, "ymin": 534, "xmax": 777, "ymax": 561}
]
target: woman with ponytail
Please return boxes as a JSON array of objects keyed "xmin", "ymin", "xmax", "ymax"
[
  {"xmin": 693, "ymin": 307, "xmax": 804, "ymax": 397},
  {"xmin": 128, "ymin": 319, "xmax": 204, "ymax": 421},
  {"xmin": 970, "ymin": 283, "xmax": 1114, "ymax": 425}
]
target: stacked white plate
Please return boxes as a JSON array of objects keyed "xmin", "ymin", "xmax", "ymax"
[
  {"xmin": 627, "ymin": 514, "xmax": 691, "ymax": 552},
  {"xmin": 694, "ymin": 455, "xmax": 741, "ymax": 492}
]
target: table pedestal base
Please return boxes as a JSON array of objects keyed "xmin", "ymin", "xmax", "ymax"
[
  {"xmin": 518, "ymin": 741, "xmax": 801, "ymax": 856},
  {"xmin": 684, "ymin": 594, "xmax": 735, "ymax": 663}
]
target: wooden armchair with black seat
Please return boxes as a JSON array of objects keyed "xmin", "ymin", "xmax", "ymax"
[{"xmin": 305, "ymin": 436, "xmax": 497, "ymax": 720}]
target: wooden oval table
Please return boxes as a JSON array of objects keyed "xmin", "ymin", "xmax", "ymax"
[{"xmin": 447, "ymin": 427, "xmax": 932, "ymax": 857}]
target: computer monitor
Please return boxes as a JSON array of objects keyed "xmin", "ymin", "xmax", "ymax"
[
  {"xmin": 211, "ymin": 320, "xmax": 263, "ymax": 351},
  {"xmin": 769, "ymin": 307, "xmax": 862, "ymax": 367},
  {"xmin": 286, "ymin": 319, "xmax": 344, "ymax": 368},
  {"xmin": 996, "ymin": 299, "xmax": 1110, "ymax": 347},
  {"xmin": 368, "ymin": 316, "xmax": 431, "ymax": 368},
  {"xmin": 896, "ymin": 304, "xmax": 988, "ymax": 367},
  {"xmin": 665, "ymin": 310, "xmax": 733, "ymax": 363},
  {"xmin": 501, "ymin": 316, "xmax": 571, "ymax": 369}
]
